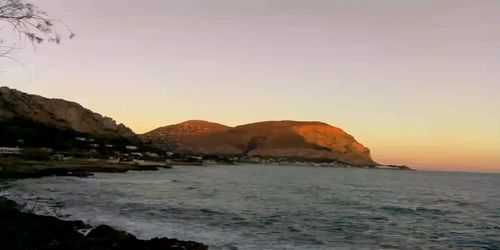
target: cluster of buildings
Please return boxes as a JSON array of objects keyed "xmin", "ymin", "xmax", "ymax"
[
  {"xmin": 0, "ymin": 147, "xmax": 22, "ymax": 156},
  {"xmin": 0, "ymin": 136, "xmax": 169, "ymax": 162},
  {"xmin": 1, "ymin": 137, "xmax": 333, "ymax": 166}
]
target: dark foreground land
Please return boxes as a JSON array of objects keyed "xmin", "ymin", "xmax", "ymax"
[
  {"xmin": 0, "ymin": 158, "xmax": 170, "ymax": 179},
  {"xmin": 0, "ymin": 158, "xmax": 208, "ymax": 249},
  {"xmin": 0, "ymin": 197, "xmax": 208, "ymax": 250}
]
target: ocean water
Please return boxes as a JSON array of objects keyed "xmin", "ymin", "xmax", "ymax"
[{"xmin": 1, "ymin": 165, "xmax": 500, "ymax": 249}]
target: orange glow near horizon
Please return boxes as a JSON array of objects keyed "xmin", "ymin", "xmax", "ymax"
[{"xmin": 372, "ymin": 145, "xmax": 500, "ymax": 173}]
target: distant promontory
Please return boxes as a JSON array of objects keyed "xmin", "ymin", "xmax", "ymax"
[{"xmin": 142, "ymin": 120, "xmax": 377, "ymax": 166}]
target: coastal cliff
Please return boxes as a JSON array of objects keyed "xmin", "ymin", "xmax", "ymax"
[
  {"xmin": 0, "ymin": 86, "xmax": 137, "ymax": 148},
  {"xmin": 144, "ymin": 120, "xmax": 377, "ymax": 166},
  {"xmin": 0, "ymin": 86, "xmax": 135, "ymax": 138}
]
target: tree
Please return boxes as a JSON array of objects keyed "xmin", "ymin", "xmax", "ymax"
[{"xmin": 0, "ymin": 0, "xmax": 73, "ymax": 58}]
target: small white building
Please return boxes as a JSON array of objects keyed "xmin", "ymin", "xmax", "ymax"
[
  {"xmin": 145, "ymin": 152, "xmax": 160, "ymax": 158},
  {"xmin": 126, "ymin": 145, "xmax": 138, "ymax": 150},
  {"xmin": 0, "ymin": 147, "xmax": 21, "ymax": 155},
  {"xmin": 187, "ymin": 155, "xmax": 203, "ymax": 160}
]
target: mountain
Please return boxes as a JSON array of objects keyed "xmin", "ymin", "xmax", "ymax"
[
  {"xmin": 143, "ymin": 120, "xmax": 377, "ymax": 166},
  {"xmin": 0, "ymin": 86, "xmax": 136, "ymax": 148},
  {"xmin": 141, "ymin": 120, "xmax": 230, "ymax": 149}
]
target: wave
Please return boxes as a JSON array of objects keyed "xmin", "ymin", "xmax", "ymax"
[{"xmin": 380, "ymin": 205, "xmax": 447, "ymax": 216}]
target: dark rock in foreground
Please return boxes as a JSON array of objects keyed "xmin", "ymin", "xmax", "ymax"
[{"xmin": 0, "ymin": 197, "xmax": 208, "ymax": 250}]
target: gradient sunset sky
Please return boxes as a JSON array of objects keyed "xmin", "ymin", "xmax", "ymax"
[{"xmin": 1, "ymin": 0, "xmax": 499, "ymax": 172}]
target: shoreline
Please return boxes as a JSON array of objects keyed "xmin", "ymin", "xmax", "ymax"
[
  {"xmin": 0, "ymin": 158, "xmax": 413, "ymax": 180},
  {"xmin": 0, "ymin": 158, "xmax": 172, "ymax": 179},
  {"xmin": 0, "ymin": 158, "xmax": 209, "ymax": 249},
  {"xmin": 0, "ymin": 196, "xmax": 208, "ymax": 250}
]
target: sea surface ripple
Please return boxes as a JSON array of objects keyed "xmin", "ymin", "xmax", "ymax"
[{"xmin": 1, "ymin": 165, "xmax": 499, "ymax": 249}]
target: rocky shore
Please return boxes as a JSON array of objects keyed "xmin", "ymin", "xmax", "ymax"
[
  {"xmin": 0, "ymin": 158, "xmax": 170, "ymax": 179},
  {"xmin": 0, "ymin": 197, "xmax": 208, "ymax": 250},
  {"xmin": 0, "ymin": 159, "xmax": 208, "ymax": 249}
]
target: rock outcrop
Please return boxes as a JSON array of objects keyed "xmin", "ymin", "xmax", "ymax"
[
  {"xmin": 0, "ymin": 197, "xmax": 208, "ymax": 250},
  {"xmin": 0, "ymin": 86, "xmax": 135, "ymax": 138},
  {"xmin": 144, "ymin": 120, "xmax": 377, "ymax": 166}
]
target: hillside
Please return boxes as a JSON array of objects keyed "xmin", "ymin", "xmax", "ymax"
[
  {"xmin": 144, "ymin": 120, "xmax": 377, "ymax": 166},
  {"xmin": 0, "ymin": 86, "xmax": 136, "ymax": 148},
  {"xmin": 141, "ymin": 120, "xmax": 231, "ymax": 149}
]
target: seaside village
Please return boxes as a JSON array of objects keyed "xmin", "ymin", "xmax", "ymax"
[
  {"xmin": 0, "ymin": 136, "xmax": 249, "ymax": 167},
  {"xmin": 0, "ymin": 136, "xmax": 351, "ymax": 167},
  {"xmin": 0, "ymin": 136, "xmax": 206, "ymax": 166}
]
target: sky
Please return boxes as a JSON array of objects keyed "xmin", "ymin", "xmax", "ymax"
[{"xmin": 0, "ymin": 0, "xmax": 499, "ymax": 172}]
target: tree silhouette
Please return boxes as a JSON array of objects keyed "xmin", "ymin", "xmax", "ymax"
[{"xmin": 0, "ymin": 0, "xmax": 74, "ymax": 58}]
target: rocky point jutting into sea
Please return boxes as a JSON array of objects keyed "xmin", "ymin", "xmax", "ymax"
[{"xmin": 143, "ymin": 120, "xmax": 378, "ymax": 166}]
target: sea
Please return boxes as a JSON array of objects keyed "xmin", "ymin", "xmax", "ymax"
[{"xmin": 1, "ymin": 164, "xmax": 499, "ymax": 249}]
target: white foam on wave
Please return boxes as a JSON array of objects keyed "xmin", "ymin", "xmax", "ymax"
[{"xmin": 1, "ymin": 185, "xmax": 249, "ymax": 250}]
